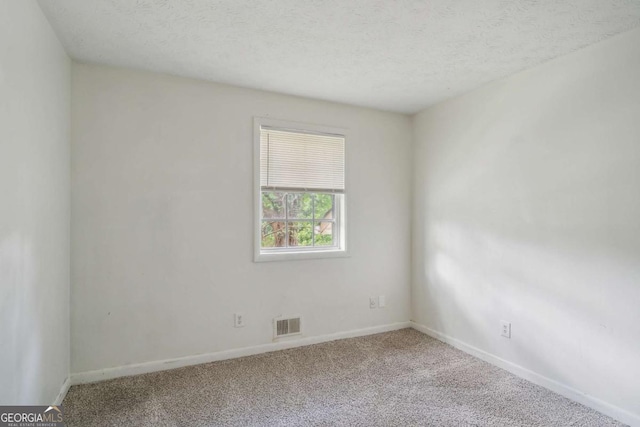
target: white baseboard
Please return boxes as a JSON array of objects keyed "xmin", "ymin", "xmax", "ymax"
[
  {"xmin": 53, "ymin": 377, "xmax": 70, "ymax": 405},
  {"xmin": 410, "ymin": 322, "xmax": 639, "ymax": 427},
  {"xmin": 71, "ymin": 321, "xmax": 411, "ymax": 386}
]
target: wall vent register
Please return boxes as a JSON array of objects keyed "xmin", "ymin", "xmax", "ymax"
[{"xmin": 274, "ymin": 316, "xmax": 302, "ymax": 338}]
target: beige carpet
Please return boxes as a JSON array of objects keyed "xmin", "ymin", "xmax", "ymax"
[{"xmin": 63, "ymin": 329, "xmax": 625, "ymax": 426}]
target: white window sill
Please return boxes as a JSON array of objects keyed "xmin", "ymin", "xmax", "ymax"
[{"xmin": 254, "ymin": 249, "xmax": 350, "ymax": 263}]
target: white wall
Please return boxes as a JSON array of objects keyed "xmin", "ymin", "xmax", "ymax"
[
  {"xmin": 0, "ymin": 1, "xmax": 70, "ymax": 405},
  {"xmin": 71, "ymin": 63, "xmax": 412, "ymax": 374},
  {"xmin": 412, "ymin": 28, "xmax": 640, "ymax": 423}
]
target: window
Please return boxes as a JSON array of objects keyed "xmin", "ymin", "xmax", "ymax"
[{"xmin": 254, "ymin": 118, "xmax": 347, "ymax": 262}]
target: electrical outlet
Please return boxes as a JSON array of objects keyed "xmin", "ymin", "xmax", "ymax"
[
  {"xmin": 234, "ymin": 313, "xmax": 245, "ymax": 328},
  {"xmin": 501, "ymin": 320, "xmax": 511, "ymax": 338},
  {"xmin": 378, "ymin": 295, "xmax": 386, "ymax": 308},
  {"xmin": 369, "ymin": 297, "xmax": 378, "ymax": 309}
]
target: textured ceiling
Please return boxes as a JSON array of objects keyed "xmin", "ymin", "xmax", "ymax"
[{"xmin": 39, "ymin": 0, "xmax": 640, "ymax": 113}]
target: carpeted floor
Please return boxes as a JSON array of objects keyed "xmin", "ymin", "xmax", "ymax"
[{"xmin": 63, "ymin": 329, "xmax": 625, "ymax": 426}]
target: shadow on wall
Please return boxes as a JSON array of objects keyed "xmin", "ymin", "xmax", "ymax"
[
  {"xmin": 1, "ymin": 232, "xmax": 44, "ymax": 403},
  {"xmin": 418, "ymin": 217, "xmax": 639, "ymax": 404}
]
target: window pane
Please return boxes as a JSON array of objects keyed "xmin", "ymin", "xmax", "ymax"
[
  {"xmin": 287, "ymin": 193, "xmax": 313, "ymax": 219},
  {"xmin": 287, "ymin": 221, "xmax": 313, "ymax": 247},
  {"xmin": 262, "ymin": 192, "xmax": 286, "ymax": 219},
  {"xmin": 261, "ymin": 221, "xmax": 286, "ymax": 247},
  {"xmin": 315, "ymin": 221, "xmax": 335, "ymax": 246},
  {"xmin": 314, "ymin": 194, "xmax": 334, "ymax": 220}
]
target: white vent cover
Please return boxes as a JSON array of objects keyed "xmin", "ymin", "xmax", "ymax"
[{"xmin": 274, "ymin": 316, "xmax": 301, "ymax": 338}]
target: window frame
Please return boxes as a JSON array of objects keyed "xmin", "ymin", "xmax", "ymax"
[{"xmin": 253, "ymin": 117, "xmax": 349, "ymax": 262}]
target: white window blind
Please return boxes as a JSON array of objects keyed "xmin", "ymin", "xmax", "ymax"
[{"xmin": 260, "ymin": 127, "xmax": 345, "ymax": 192}]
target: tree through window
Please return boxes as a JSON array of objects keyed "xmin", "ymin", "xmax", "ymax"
[{"xmin": 261, "ymin": 192, "xmax": 336, "ymax": 248}]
